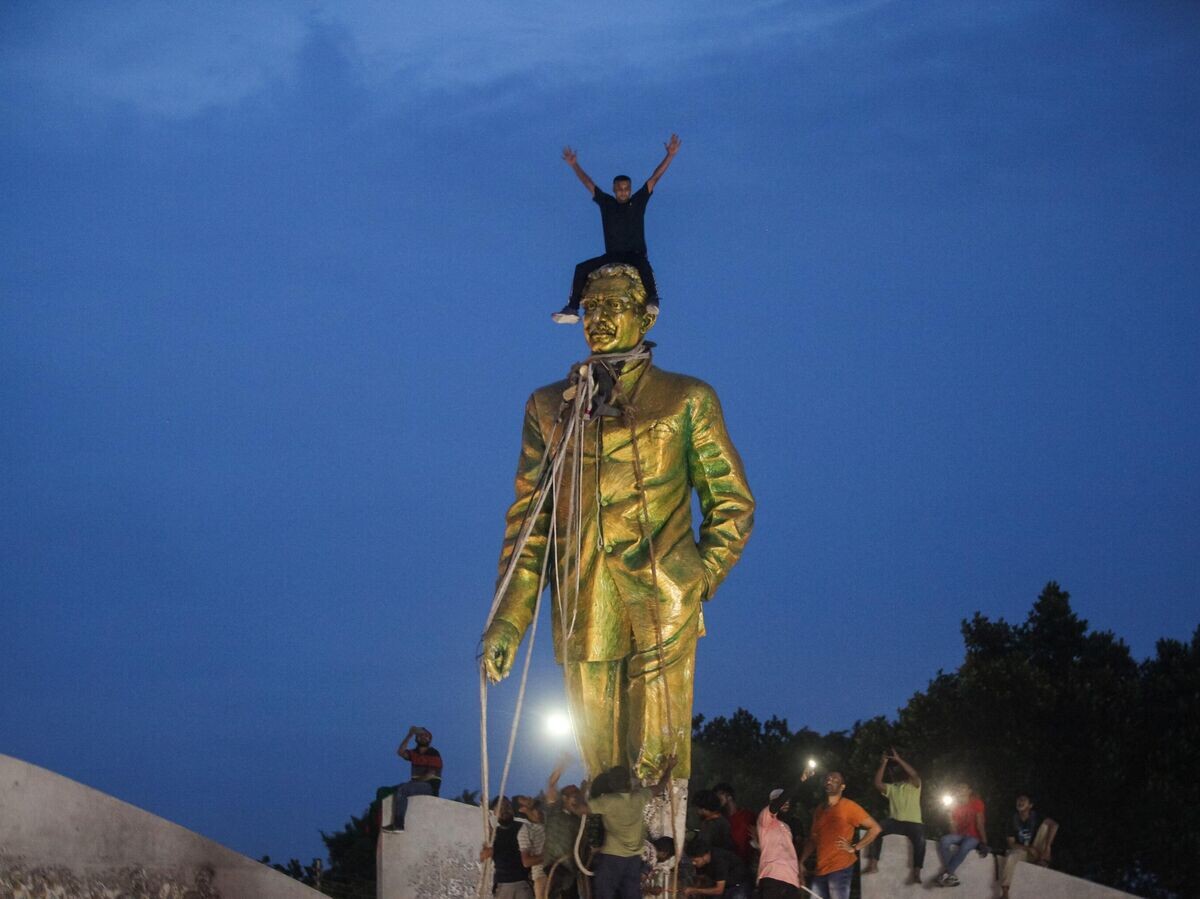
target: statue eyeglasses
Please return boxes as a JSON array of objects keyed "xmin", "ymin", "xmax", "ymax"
[{"xmin": 581, "ymin": 296, "xmax": 645, "ymax": 316}]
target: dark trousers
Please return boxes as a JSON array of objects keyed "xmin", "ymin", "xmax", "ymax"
[
  {"xmin": 592, "ymin": 853, "xmax": 642, "ymax": 899},
  {"xmin": 568, "ymin": 252, "xmax": 658, "ymax": 310},
  {"xmin": 758, "ymin": 878, "xmax": 800, "ymax": 899},
  {"xmin": 866, "ymin": 819, "xmax": 926, "ymax": 869},
  {"xmin": 390, "ymin": 780, "xmax": 432, "ymax": 828},
  {"xmin": 547, "ymin": 863, "xmax": 581, "ymax": 898}
]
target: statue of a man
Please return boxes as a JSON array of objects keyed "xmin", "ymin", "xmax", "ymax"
[{"xmin": 481, "ymin": 264, "xmax": 754, "ymax": 784}]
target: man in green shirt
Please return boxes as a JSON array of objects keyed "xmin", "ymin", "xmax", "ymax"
[
  {"xmin": 863, "ymin": 748, "xmax": 925, "ymax": 884},
  {"xmin": 542, "ymin": 755, "xmax": 588, "ymax": 897},
  {"xmin": 582, "ymin": 758, "xmax": 676, "ymax": 899}
]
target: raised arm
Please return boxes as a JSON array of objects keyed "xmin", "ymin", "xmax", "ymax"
[
  {"xmin": 891, "ymin": 748, "xmax": 921, "ymax": 789},
  {"xmin": 650, "ymin": 755, "xmax": 677, "ymax": 796},
  {"xmin": 545, "ymin": 752, "xmax": 571, "ymax": 804},
  {"xmin": 562, "ymin": 146, "xmax": 596, "ymax": 194},
  {"xmin": 873, "ymin": 753, "xmax": 889, "ymax": 796},
  {"xmin": 396, "ymin": 725, "xmax": 416, "ymax": 758},
  {"xmin": 645, "ymin": 133, "xmax": 681, "ymax": 193}
]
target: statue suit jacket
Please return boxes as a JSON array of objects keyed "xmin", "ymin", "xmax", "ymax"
[{"xmin": 493, "ymin": 357, "xmax": 755, "ymax": 664}]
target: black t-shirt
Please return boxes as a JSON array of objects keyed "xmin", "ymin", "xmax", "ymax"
[
  {"xmin": 593, "ymin": 184, "xmax": 651, "ymax": 254},
  {"xmin": 697, "ymin": 846, "xmax": 747, "ymax": 888},
  {"xmin": 699, "ymin": 815, "xmax": 734, "ymax": 853},
  {"xmin": 1009, "ymin": 811, "xmax": 1040, "ymax": 846},
  {"xmin": 493, "ymin": 820, "xmax": 531, "ymax": 885}
]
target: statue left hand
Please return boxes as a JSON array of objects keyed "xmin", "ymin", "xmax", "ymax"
[{"xmin": 482, "ymin": 619, "xmax": 521, "ymax": 683}]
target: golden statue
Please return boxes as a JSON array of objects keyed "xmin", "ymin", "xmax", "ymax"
[{"xmin": 481, "ymin": 264, "xmax": 754, "ymax": 784}]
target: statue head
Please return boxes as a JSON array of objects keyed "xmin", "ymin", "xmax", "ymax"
[{"xmin": 581, "ymin": 264, "xmax": 657, "ymax": 355}]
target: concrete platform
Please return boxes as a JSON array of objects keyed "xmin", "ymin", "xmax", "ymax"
[
  {"xmin": 377, "ymin": 793, "xmax": 483, "ymax": 898},
  {"xmin": 863, "ymin": 833, "xmax": 1133, "ymax": 899},
  {"xmin": 0, "ymin": 754, "xmax": 324, "ymax": 898}
]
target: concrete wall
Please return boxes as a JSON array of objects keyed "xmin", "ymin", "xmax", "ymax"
[
  {"xmin": 0, "ymin": 754, "xmax": 324, "ymax": 899},
  {"xmin": 375, "ymin": 784, "xmax": 688, "ymax": 899},
  {"xmin": 377, "ymin": 794, "xmax": 483, "ymax": 899},
  {"xmin": 862, "ymin": 833, "xmax": 1133, "ymax": 899},
  {"xmin": 376, "ymin": 804, "xmax": 1138, "ymax": 899}
]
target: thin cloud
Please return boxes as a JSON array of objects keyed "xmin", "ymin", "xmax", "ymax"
[{"xmin": 2, "ymin": 0, "xmax": 890, "ymax": 118}]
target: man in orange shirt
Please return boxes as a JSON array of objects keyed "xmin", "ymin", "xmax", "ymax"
[{"xmin": 798, "ymin": 771, "xmax": 882, "ymax": 899}]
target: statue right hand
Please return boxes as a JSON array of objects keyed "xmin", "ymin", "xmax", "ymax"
[{"xmin": 482, "ymin": 619, "xmax": 521, "ymax": 683}]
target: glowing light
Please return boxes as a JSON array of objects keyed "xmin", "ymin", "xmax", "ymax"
[
  {"xmin": 941, "ymin": 793, "xmax": 955, "ymax": 807},
  {"xmin": 545, "ymin": 711, "xmax": 573, "ymax": 738},
  {"xmin": 807, "ymin": 758, "xmax": 818, "ymax": 769}
]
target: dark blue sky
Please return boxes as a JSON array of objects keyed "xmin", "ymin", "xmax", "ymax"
[{"xmin": 2, "ymin": 0, "xmax": 1198, "ymax": 866}]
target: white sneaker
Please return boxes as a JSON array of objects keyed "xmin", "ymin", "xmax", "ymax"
[{"xmin": 551, "ymin": 307, "xmax": 580, "ymax": 324}]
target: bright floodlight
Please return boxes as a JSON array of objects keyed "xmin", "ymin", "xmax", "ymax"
[
  {"xmin": 545, "ymin": 711, "xmax": 573, "ymax": 738},
  {"xmin": 941, "ymin": 793, "xmax": 954, "ymax": 807}
]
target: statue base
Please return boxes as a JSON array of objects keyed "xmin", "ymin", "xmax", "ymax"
[{"xmin": 642, "ymin": 777, "xmax": 688, "ymax": 849}]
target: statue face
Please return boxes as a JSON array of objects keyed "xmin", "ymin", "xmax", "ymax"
[{"xmin": 582, "ymin": 272, "xmax": 656, "ymax": 355}]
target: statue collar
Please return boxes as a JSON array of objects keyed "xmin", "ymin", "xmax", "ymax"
[{"xmin": 573, "ymin": 342, "xmax": 654, "ymax": 419}]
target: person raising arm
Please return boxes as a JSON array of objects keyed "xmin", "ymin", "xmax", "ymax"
[
  {"xmin": 645, "ymin": 133, "xmax": 681, "ymax": 193},
  {"xmin": 562, "ymin": 146, "xmax": 596, "ymax": 194}
]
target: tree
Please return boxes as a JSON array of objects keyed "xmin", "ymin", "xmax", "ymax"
[
  {"xmin": 887, "ymin": 583, "xmax": 1146, "ymax": 887},
  {"xmin": 1129, "ymin": 627, "xmax": 1200, "ymax": 895},
  {"xmin": 688, "ymin": 583, "xmax": 1194, "ymax": 896}
]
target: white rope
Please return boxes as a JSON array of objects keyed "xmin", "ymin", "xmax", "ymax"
[
  {"xmin": 476, "ymin": 669, "xmax": 492, "ymax": 899},
  {"xmin": 573, "ymin": 812, "xmax": 594, "ymax": 877}
]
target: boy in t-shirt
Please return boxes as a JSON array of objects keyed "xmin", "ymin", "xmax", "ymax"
[
  {"xmin": 863, "ymin": 748, "xmax": 924, "ymax": 883},
  {"xmin": 552, "ymin": 135, "xmax": 681, "ymax": 324},
  {"xmin": 1000, "ymin": 793, "xmax": 1052, "ymax": 897}
]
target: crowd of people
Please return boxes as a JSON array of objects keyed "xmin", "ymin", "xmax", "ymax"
[
  {"xmin": 472, "ymin": 747, "xmax": 1058, "ymax": 899},
  {"xmin": 380, "ymin": 728, "xmax": 1056, "ymax": 898}
]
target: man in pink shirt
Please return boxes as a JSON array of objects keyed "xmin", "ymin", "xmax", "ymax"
[{"xmin": 756, "ymin": 789, "xmax": 801, "ymax": 899}]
